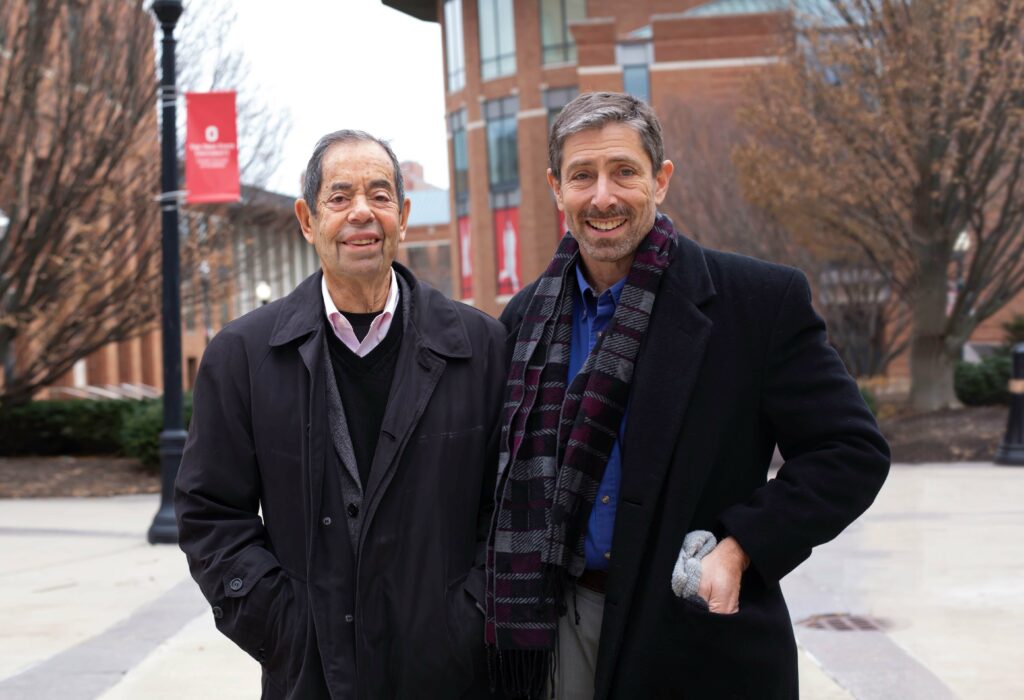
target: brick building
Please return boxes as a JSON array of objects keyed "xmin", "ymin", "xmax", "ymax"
[
  {"xmin": 386, "ymin": 0, "xmax": 789, "ymax": 317},
  {"xmin": 386, "ymin": 0, "xmax": 1024, "ymax": 394}
]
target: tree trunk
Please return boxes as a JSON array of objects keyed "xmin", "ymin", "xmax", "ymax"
[{"xmin": 908, "ymin": 262, "xmax": 960, "ymax": 412}]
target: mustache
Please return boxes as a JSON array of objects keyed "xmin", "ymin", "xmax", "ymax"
[{"xmin": 580, "ymin": 205, "xmax": 630, "ymax": 219}]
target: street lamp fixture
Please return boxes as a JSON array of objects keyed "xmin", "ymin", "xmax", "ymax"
[
  {"xmin": 199, "ymin": 259, "xmax": 213, "ymax": 346},
  {"xmin": 256, "ymin": 281, "xmax": 272, "ymax": 306},
  {"xmin": 147, "ymin": 0, "xmax": 186, "ymax": 545},
  {"xmin": 953, "ymin": 229, "xmax": 971, "ymax": 293}
]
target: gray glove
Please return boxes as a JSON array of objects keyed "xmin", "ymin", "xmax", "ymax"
[{"xmin": 670, "ymin": 530, "xmax": 717, "ymax": 600}]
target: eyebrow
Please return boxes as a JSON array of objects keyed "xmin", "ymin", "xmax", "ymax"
[
  {"xmin": 565, "ymin": 155, "xmax": 645, "ymax": 171},
  {"xmin": 324, "ymin": 179, "xmax": 395, "ymax": 196}
]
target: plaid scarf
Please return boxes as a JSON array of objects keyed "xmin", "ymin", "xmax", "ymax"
[{"xmin": 486, "ymin": 214, "xmax": 675, "ymax": 697}]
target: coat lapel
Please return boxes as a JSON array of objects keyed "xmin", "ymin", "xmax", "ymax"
[
  {"xmin": 594, "ymin": 233, "xmax": 716, "ymax": 697},
  {"xmin": 358, "ymin": 269, "xmax": 472, "ymax": 550},
  {"xmin": 269, "ymin": 272, "xmax": 328, "ymax": 563}
]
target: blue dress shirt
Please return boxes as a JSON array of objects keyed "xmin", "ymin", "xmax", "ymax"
[{"xmin": 569, "ymin": 265, "xmax": 628, "ymax": 571}]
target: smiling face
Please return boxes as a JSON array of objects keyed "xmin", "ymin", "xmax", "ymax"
[
  {"xmin": 548, "ymin": 123, "xmax": 673, "ymax": 287},
  {"xmin": 294, "ymin": 140, "xmax": 409, "ymax": 309}
]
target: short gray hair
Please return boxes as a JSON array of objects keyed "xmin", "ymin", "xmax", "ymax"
[
  {"xmin": 548, "ymin": 92, "xmax": 665, "ymax": 181},
  {"xmin": 301, "ymin": 130, "xmax": 405, "ymax": 215}
]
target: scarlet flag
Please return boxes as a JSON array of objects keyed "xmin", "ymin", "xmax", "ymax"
[{"xmin": 185, "ymin": 92, "xmax": 240, "ymax": 203}]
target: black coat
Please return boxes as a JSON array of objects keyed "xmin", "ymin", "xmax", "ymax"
[
  {"xmin": 176, "ymin": 266, "xmax": 506, "ymax": 699},
  {"xmin": 500, "ymin": 233, "xmax": 890, "ymax": 699}
]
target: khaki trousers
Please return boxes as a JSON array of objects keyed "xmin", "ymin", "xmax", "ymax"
[{"xmin": 548, "ymin": 584, "xmax": 605, "ymax": 700}]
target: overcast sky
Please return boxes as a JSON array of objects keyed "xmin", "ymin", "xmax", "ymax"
[{"xmin": 192, "ymin": 0, "xmax": 450, "ymax": 196}]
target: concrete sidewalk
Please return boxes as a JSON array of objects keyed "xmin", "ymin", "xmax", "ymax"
[{"xmin": 0, "ymin": 463, "xmax": 1021, "ymax": 699}]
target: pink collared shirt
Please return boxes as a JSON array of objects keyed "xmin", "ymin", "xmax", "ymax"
[{"xmin": 321, "ymin": 269, "xmax": 400, "ymax": 357}]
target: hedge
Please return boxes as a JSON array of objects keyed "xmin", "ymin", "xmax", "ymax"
[
  {"xmin": 0, "ymin": 395, "xmax": 192, "ymax": 463},
  {"xmin": 0, "ymin": 399, "xmax": 135, "ymax": 456},
  {"xmin": 119, "ymin": 395, "xmax": 192, "ymax": 468},
  {"xmin": 955, "ymin": 352, "xmax": 1011, "ymax": 406}
]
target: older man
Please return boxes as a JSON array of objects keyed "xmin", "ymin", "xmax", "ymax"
[
  {"xmin": 486, "ymin": 93, "xmax": 890, "ymax": 699},
  {"xmin": 176, "ymin": 130, "xmax": 505, "ymax": 699}
]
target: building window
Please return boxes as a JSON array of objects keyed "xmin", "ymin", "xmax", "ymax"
[
  {"xmin": 544, "ymin": 85, "xmax": 579, "ymax": 132},
  {"xmin": 622, "ymin": 65, "xmax": 649, "ymax": 103},
  {"xmin": 618, "ymin": 41, "xmax": 651, "ymax": 103},
  {"xmin": 444, "ymin": 0, "xmax": 466, "ymax": 92},
  {"xmin": 478, "ymin": 0, "xmax": 516, "ymax": 80},
  {"xmin": 485, "ymin": 96, "xmax": 519, "ymax": 200},
  {"xmin": 539, "ymin": 0, "xmax": 585, "ymax": 65},
  {"xmin": 448, "ymin": 110, "xmax": 470, "ymax": 217}
]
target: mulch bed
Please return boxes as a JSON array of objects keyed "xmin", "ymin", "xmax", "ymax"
[
  {"xmin": 879, "ymin": 404, "xmax": 1010, "ymax": 463},
  {"xmin": 0, "ymin": 406, "xmax": 1014, "ymax": 498},
  {"xmin": 0, "ymin": 456, "xmax": 159, "ymax": 498}
]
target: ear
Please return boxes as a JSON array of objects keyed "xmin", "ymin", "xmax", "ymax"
[
  {"xmin": 653, "ymin": 160, "xmax": 675, "ymax": 205},
  {"xmin": 294, "ymin": 198, "xmax": 316, "ymax": 244},
  {"xmin": 398, "ymin": 197, "xmax": 411, "ymax": 242},
  {"xmin": 546, "ymin": 168, "xmax": 564, "ymax": 211}
]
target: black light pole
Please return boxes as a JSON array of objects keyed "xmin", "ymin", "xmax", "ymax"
[
  {"xmin": 148, "ymin": 0, "xmax": 186, "ymax": 544},
  {"xmin": 996, "ymin": 344, "xmax": 1024, "ymax": 466}
]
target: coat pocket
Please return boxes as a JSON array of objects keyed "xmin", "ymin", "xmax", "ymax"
[
  {"xmin": 445, "ymin": 573, "xmax": 485, "ymax": 691},
  {"xmin": 215, "ymin": 545, "xmax": 305, "ymax": 683}
]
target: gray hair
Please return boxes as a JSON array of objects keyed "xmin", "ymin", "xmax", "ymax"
[
  {"xmin": 301, "ymin": 130, "xmax": 405, "ymax": 215},
  {"xmin": 548, "ymin": 92, "xmax": 665, "ymax": 181}
]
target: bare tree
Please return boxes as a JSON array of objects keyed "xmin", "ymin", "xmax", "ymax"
[
  {"xmin": 0, "ymin": 0, "xmax": 160, "ymax": 408},
  {"xmin": 0, "ymin": 1, "xmax": 294, "ymax": 408},
  {"xmin": 735, "ymin": 0, "xmax": 1024, "ymax": 412},
  {"xmin": 662, "ymin": 99, "xmax": 908, "ymax": 377}
]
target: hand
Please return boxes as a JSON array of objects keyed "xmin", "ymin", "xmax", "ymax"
[{"xmin": 696, "ymin": 536, "xmax": 750, "ymax": 614}]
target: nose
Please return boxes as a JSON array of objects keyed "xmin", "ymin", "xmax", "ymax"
[
  {"xmin": 347, "ymin": 193, "xmax": 374, "ymax": 224},
  {"xmin": 591, "ymin": 173, "xmax": 617, "ymax": 211}
]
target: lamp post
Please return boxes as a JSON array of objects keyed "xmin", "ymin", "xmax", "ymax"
[
  {"xmin": 256, "ymin": 281, "xmax": 272, "ymax": 307},
  {"xmin": 0, "ymin": 211, "xmax": 13, "ymax": 385},
  {"xmin": 147, "ymin": 0, "xmax": 185, "ymax": 545}
]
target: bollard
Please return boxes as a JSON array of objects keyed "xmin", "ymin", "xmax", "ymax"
[{"xmin": 996, "ymin": 343, "xmax": 1024, "ymax": 466}]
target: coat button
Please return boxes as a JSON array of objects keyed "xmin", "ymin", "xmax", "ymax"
[
  {"xmin": 601, "ymin": 495, "xmax": 610, "ymax": 505},
  {"xmin": 322, "ymin": 516, "xmax": 332, "ymax": 526},
  {"xmin": 229, "ymin": 577, "xmax": 243, "ymax": 591},
  {"xmin": 603, "ymin": 551, "xmax": 611, "ymax": 561},
  {"xmin": 344, "ymin": 614, "xmax": 354, "ymax": 623},
  {"xmin": 212, "ymin": 606, "xmax": 223, "ymax": 619},
  {"xmin": 347, "ymin": 503, "xmax": 359, "ymax": 518}
]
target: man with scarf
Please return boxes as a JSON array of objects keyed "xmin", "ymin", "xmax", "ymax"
[{"xmin": 486, "ymin": 92, "xmax": 890, "ymax": 699}]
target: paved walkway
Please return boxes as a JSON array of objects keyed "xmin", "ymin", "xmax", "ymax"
[{"xmin": 0, "ymin": 462, "xmax": 1021, "ymax": 699}]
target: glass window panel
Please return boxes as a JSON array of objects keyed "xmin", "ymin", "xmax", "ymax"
[
  {"xmin": 479, "ymin": 0, "xmax": 516, "ymax": 79},
  {"xmin": 444, "ymin": 0, "xmax": 465, "ymax": 92},
  {"xmin": 623, "ymin": 65, "xmax": 650, "ymax": 103}
]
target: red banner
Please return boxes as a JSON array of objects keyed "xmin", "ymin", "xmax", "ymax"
[
  {"xmin": 185, "ymin": 92, "xmax": 240, "ymax": 203},
  {"xmin": 458, "ymin": 216, "xmax": 473, "ymax": 301},
  {"xmin": 494, "ymin": 207, "xmax": 521, "ymax": 297}
]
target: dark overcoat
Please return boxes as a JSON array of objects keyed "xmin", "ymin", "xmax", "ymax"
[
  {"xmin": 176, "ymin": 265, "xmax": 506, "ymax": 699},
  {"xmin": 499, "ymin": 232, "xmax": 890, "ymax": 699}
]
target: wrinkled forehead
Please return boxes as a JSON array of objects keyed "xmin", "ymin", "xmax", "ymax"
[
  {"xmin": 319, "ymin": 141, "xmax": 395, "ymax": 193},
  {"xmin": 561, "ymin": 123, "xmax": 650, "ymax": 169}
]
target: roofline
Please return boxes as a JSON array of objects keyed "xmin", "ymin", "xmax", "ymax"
[{"xmin": 382, "ymin": 0, "xmax": 437, "ymax": 23}]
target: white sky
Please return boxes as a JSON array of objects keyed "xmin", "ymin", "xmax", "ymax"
[{"xmin": 192, "ymin": 0, "xmax": 450, "ymax": 196}]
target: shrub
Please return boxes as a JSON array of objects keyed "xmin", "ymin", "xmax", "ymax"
[
  {"xmin": 0, "ymin": 399, "xmax": 135, "ymax": 456},
  {"xmin": 119, "ymin": 395, "xmax": 192, "ymax": 468},
  {"xmin": 859, "ymin": 385, "xmax": 878, "ymax": 416},
  {"xmin": 955, "ymin": 353, "xmax": 1011, "ymax": 406}
]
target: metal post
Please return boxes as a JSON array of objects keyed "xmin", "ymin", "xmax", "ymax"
[
  {"xmin": 148, "ymin": 0, "xmax": 186, "ymax": 544},
  {"xmin": 996, "ymin": 344, "xmax": 1024, "ymax": 466}
]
